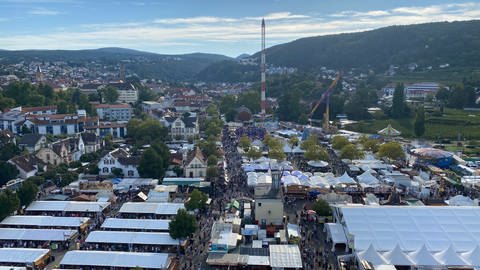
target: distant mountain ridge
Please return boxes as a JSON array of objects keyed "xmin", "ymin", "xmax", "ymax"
[
  {"xmin": 0, "ymin": 47, "xmax": 232, "ymax": 81},
  {"xmin": 198, "ymin": 20, "xmax": 480, "ymax": 82}
]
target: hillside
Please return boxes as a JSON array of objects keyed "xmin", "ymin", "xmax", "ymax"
[
  {"xmin": 0, "ymin": 48, "xmax": 232, "ymax": 81},
  {"xmin": 198, "ymin": 20, "xmax": 480, "ymax": 82}
]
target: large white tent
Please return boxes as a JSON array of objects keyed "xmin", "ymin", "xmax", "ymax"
[
  {"xmin": 356, "ymin": 171, "xmax": 380, "ymax": 187},
  {"xmin": 407, "ymin": 245, "xmax": 441, "ymax": 266},
  {"xmin": 357, "ymin": 244, "xmax": 387, "ymax": 265},
  {"xmin": 324, "ymin": 223, "xmax": 347, "ymax": 251},
  {"xmin": 334, "ymin": 172, "xmax": 356, "ymax": 185},
  {"xmin": 434, "ymin": 245, "xmax": 468, "ymax": 266},
  {"xmin": 338, "ymin": 205, "xmax": 480, "ymax": 268}
]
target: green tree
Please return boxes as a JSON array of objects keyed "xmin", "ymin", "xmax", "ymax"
[
  {"xmin": 138, "ymin": 148, "xmax": 165, "ymax": 179},
  {"xmin": 0, "ymin": 189, "xmax": 20, "ymax": 220},
  {"xmin": 237, "ymin": 91, "xmax": 261, "ymax": 114},
  {"xmin": 331, "ymin": 136, "xmax": 349, "ymax": 150},
  {"xmin": 288, "ymin": 135, "xmax": 299, "ymax": 148},
  {"xmin": 378, "ymin": 142, "xmax": 405, "ymax": 161},
  {"xmin": 239, "ymin": 135, "xmax": 252, "ymax": 152},
  {"xmin": 185, "ymin": 190, "xmax": 208, "ymax": 211},
  {"xmin": 26, "ymin": 176, "xmax": 45, "ymax": 186},
  {"xmin": 206, "ymin": 166, "xmax": 218, "ymax": 179},
  {"xmin": 0, "ymin": 97, "xmax": 15, "ymax": 111},
  {"xmin": 111, "ymin": 168, "xmax": 123, "ymax": 178},
  {"xmin": 127, "ymin": 118, "xmax": 168, "ymax": 146},
  {"xmin": 169, "ymin": 209, "xmax": 197, "ymax": 254},
  {"xmin": 277, "ymin": 91, "xmax": 302, "ymax": 122},
  {"xmin": 311, "ymin": 199, "xmax": 332, "ymax": 217},
  {"xmin": 0, "ymin": 143, "xmax": 20, "ymax": 162},
  {"xmin": 414, "ymin": 107, "xmax": 425, "ymax": 137},
  {"xmin": 17, "ymin": 180, "xmax": 38, "ymax": 207},
  {"xmin": 246, "ymin": 147, "xmax": 262, "ymax": 160},
  {"xmin": 218, "ymin": 95, "xmax": 236, "ymax": 114},
  {"xmin": 304, "ymin": 144, "xmax": 329, "ymax": 161},
  {"xmin": 0, "ymin": 162, "xmax": 18, "ymax": 186},
  {"xmin": 101, "ymin": 86, "xmax": 119, "ymax": 104},
  {"xmin": 207, "ymin": 155, "xmax": 218, "ymax": 166},
  {"xmin": 197, "ymin": 138, "xmax": 218, "ymax": 158},
  {"xmin": 391, "ymin": 83, "xmax": 406, "ymax": 118},
  {"xmin": 268, "ymin": 148, "xmax": 286, "ymax": 160},
  {"xmin": 339, "ymin": 144, "xmax": 364, "ymax": 160}
]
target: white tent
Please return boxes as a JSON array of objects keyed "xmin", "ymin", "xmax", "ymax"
[
  {"xmin": 382, "ymin": 245, "xmax": 414, "ymax": 265},
  {"xmin": 434, "ymin": 245, "xmax": 468, "ymax": 266},
  {"xmin": 461, "ymin": 245, "xmax": 480, "ymax": 266},
  {"xmin": 408, "ymin": 245, "xmax": 441, "ymax": 266},
  {"xmin": 324, "ymin": 223, "xmax": 347, "ymax": 251},
  {"xmin": 357, "ymin": 171, "xmax": 380, "ymax": 186},
  {"xmin": 447, "ymin": 195, "xmax": 475, "ymax": 206},
  {"xmin": 357, "ymin": 244, "xmax": 387, "ymax": 265},
  {"xmin": 335, "ymin": 172, "xmax": 356, "ymax": 185}
]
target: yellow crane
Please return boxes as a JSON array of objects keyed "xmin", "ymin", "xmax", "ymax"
[{"xmin": 308, "ymin": 74, "xmax": 341, "ymax": 131}]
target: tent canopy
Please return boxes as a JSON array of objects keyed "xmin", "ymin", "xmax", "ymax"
[
  {"xmin": 325, "ymin": 223, "xmax": 347, "ymax": 245},
  {"xmin": 378, "ymin": 124, "xmax": 401, "ymax": 136},
  {"xmin": 357, "ymin": 244, "xmax": 387, "ymax": 266}
]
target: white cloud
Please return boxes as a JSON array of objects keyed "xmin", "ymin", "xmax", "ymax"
[
  {"xmin": 1, "ymin": 2, "xmax": 480, "ymax": 55},
  {"xmin": 28, "ymin": 7, "xmax": 61, "ymax": 15},
  {"xmin": 247, "ymin": 12, "xmax": 310, "ymax": 20},
  {"xmin": 154, "ymin": 16, "xmax": 238, "ymax": 24}
]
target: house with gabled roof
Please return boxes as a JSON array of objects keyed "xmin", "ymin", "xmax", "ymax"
[
  {"xmin": 8, "ymin": 154, "xmax": 47, "ymax": 179},
  {"xmin": 18, "ymin": 133, "xmax": 46, "ymax": 153},
  {"xmin": 184, "ymin": 147, "xmax": 207, "ymax": 178},
  {"xmin": 98, "ymin": 148, "xmax": 140, "ymax": 178}
]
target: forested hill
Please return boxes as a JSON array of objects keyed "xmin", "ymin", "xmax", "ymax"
[
  {"xmin": 198, "ymin": 20, "xmax": 480, "ymax": 82},
  {"xmin": 0, "ymin": 47, "xmax": 232, "ymax": 81}
]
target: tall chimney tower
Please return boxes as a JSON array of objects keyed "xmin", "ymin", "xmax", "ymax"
[{"xmin": 260, "ymin": 18, "xmax": 266, "ymax": 116}]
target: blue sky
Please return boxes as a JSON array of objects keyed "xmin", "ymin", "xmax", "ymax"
[{"xmin": 0, "ymin": 0, "xmax": 479, "ymax": 56}]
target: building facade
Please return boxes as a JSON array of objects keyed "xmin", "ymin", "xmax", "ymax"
[{"xmin": 95, "ymin": 104, "xmax": 132, "ymax": 121}]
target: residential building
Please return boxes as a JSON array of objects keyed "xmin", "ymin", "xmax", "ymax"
[
  {"xmin": 141, "ymin": 101, "xmax": 163, "ymax": 114},
  {"xmin": 404, "ymin": 82, "xmax": 441, "ymax": 99},
  {"xmin": 8, "ymin": 154, "xmax": 47, "ymax": 179},
  {"xmin": 163, "ymin": 114, "xmax": 199, "ymax": 141},
  {"xmin": 85, "ymin": 121, "xmax": 127, "ymax": 138},
  {"xmin": 95, "ymin": 104, "xmax": 132, "ymax": 121},
  {"xmin": 382, "ymin": 83, "xmax": 396, "ymax": 97},
  {"xmin": 254, "ymin": 198, "xmax": 284, "ymax": 227},
  {"xmin": 24, "ymin": 114, "xmax": 99, "ymax": 136},
  {"xmin": 102, "ymin": 83, "xmax": 138, "ymax": 104},
  {"xmin": 21, "ymin": 105, "xmax": 57, "ymax": 115},
  {"xmin": 18, "ymin": 134, "xmax": 46, "ymax": 153},
  {"xmin": 0, "ymin": 109, "xmax": 25, "ymax": 134},
  {"xmin": 36, "ymin": 136, "xmax": 85, "ymax": 165},
  {"xmin": 0, "ymin": 130, "xmax": 16, "ymax": 145},
  {"xmin": 79, "ymin": 83, "xmax": 102, "ymax": 95},
  {"xmin": 98, "ymin": 148, "xmax": 140, "ymax": 178},
  {"xmin": 81, "ymin": 133, "xmax": 102, "ymax": 153},
  {"xmin": 184, "ymin": 147, "xmax": 207, "ymax": 178}
]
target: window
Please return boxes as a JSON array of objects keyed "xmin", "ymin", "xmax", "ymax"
[
  {"xmin": 104, "ymin": 159, "xmax": 108, "ymax": 164},
  {"xmin": 103, "ymin": 167, "xmax": 109, "ymax": 173},
  {"xmin": 258, "ymin": 203, "xmax": 262, "ymax": 207},
  {"xmin": 128, "ymin": 170, "xmax": 134, "ymax": 176}
]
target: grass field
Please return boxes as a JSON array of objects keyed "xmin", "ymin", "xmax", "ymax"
[
  {"xmin": 345, "ymin": 108, "xmax": 480, "ymax": 140},
  {"xmin": 388, "ymin": 69, "xmax": 480, "ymax": 84}
]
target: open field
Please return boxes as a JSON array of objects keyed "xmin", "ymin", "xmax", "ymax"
[{"xmin": 345, "ymin": 108, "xmax": 480, "ymax": 141}]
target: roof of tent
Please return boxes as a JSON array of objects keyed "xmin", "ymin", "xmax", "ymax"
[
  {"xmin": 356, "ymin": 171, "xmax": 379, "ymax": 185},
  {"xmin": 0, "ymin": 248, "xmax": 50, "ymax": 264},
  {"xmin": 335, "ymin": 172, "xmax": 356, "ymax": 184},
  {"xmin": 407, "ymin": 245, "xmax": 441, "ymax": 266},
  {"xmin": 119, "ymin": 202, "xmax": 184, "ymax": 215},
  {"xmin": 101, "ymin": 218, "xmax": 170, "ymax": 231},
  {"xmin": 434, "ymin": 245, "xmax": 468, "ymax": 266},
  {"xmin": 341, "ymin": 205, "xmax": 480, "ymax": 267},
  {"xmin": 461, "ymin": 245, "xmax": 480, "ymax": 265},
  {"xmin": 85, "ymin": 231, "xmax": 178, "ymax": 246},
  {"xmin": 1, "ymin": 216, "xmax": 89, "ymax": 228},
  {"xmin": 60, "ymin": 250, "xmax": 170, "ymax": 269},
  {"xmin": 357, "ymin": 244, "xmax": 387, "ymax": 265},
  {"xmin": 381, "ymin": 245, "xmax": 414, "ymax": 265},
  {"xmin": 378, "ymin": 124, "xmax": 401, "ymax": 136},
  {"xmin": 324, "ymin": 223, "xmax": 347, "ymax": 245}
]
